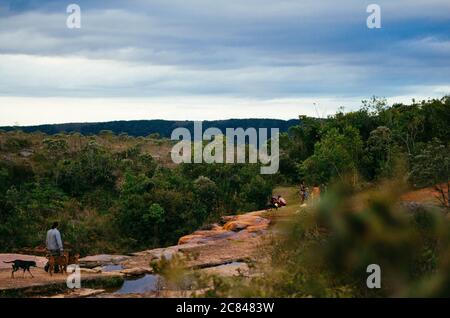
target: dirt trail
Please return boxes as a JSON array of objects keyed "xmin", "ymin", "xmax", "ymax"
[{"xmin": 401, "ymin": 184, "xmax": 448, "ymax": 205}]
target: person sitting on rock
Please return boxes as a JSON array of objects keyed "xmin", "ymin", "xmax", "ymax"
[
  {"xmin": 270, "ymin": 196, "xmax": 280, "ymax": 209},
  {"xmin": 277, "ymin": 195, "xmax": 287, "ymax": 207}
]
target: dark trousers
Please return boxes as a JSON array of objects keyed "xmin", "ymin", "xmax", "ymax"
[{"xmin": 45, "ymin": 249, "xmax": 62, "ymax": 273}]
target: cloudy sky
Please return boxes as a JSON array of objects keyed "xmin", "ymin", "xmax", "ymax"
[{"xmin": 0, "ymin": 0, "xmax": 449, "ymax": 125}]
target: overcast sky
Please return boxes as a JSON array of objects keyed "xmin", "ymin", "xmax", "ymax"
[{"xmin": 0, "ymin": 0, "xmax": 449, "ymax": 125}]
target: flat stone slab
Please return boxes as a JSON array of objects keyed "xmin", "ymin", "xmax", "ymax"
[
  {"xmin": 78, "ymin": 254, "xmax": 130, "ymax": 268},
  {"xmin": 200, "ymin": 262, "xmax": 250, "ymax": 277},
  {"xmin": 49, "ymin": 288, "xmax": 106, "ymax": 298},
  {"xmin": 79, "ymin": 268, "xmax": 102, "ymax": 274}
]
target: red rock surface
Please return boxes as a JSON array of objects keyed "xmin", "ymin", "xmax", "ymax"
[{"xmin": 178, "ymin": 212, "xmax": 270, "ymax": 245}]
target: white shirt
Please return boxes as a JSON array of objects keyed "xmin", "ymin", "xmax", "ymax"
[{"xmin": 46, "ymin": 228, "xmax": 63, "ymax": 251}]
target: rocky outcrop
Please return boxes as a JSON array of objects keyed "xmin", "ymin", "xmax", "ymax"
[
  {"xmin": 178, "ymin": 231, "xmax": 236, "ymax": 245},
  {"xmin": 178, "ymin": 211, "xmax": 270, "ymax": 245},
  {"xmin": 223, "ymin": 215, "xmax": 270, "ymax": 231},
  {"xmin": 0, "ymin": 209, "xmax": 273, "ymax": 298}
]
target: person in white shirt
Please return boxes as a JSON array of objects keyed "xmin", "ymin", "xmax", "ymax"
[{"xmin": 46, "ymin": 222, "xmax": 63, "ymax": 257}]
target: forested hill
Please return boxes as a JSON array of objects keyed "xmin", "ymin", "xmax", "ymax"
[{"xmin": 0, "ymin": 119, "xmax": 300, "ymax": 138}]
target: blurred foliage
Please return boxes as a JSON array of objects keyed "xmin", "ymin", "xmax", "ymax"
[
  {"xmin": 151, "ymin": 253, "xmax": 208, "ymax": 292},
  {"xmin": 207, "ymin": 181, "xmax": 450, "ymax": 298}
]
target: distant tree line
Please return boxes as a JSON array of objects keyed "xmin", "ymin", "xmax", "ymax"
[{"xmin": 0, "ymin": 119, "xmax": 299, "ymax": 139}]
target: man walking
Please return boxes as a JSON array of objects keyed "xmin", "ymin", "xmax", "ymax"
[
  {"xmin": 46, "ymin": 222, "xmax": 63, "ymax": 273},
  {"xmin": 46, "ymin": 222, "xmax": 64, "ymax": 256}
]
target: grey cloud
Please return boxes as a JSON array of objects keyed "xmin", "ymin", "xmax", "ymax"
[{"xmin": 0, "ymin": 0, "xmax": 449, "ymax": 100}]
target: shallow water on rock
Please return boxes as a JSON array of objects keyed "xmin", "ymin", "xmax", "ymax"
[
  {"xmin": 113, "ymin": 274, "xmax": 162, "ymax": 294},
  {"xmin": 102, "ymin": 264, "xmax": 123, "ymax": 272}
]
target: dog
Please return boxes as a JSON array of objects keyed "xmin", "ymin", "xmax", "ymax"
[
  {"xmin": 46, "ymin": 252, "xmax": 80, "ymax": 276},
  {"xmin": 68, "ymin": 253, "xmax": 80, "ymax": 265},
  {"xmin": 3, "ymin": 260, "xmax": 37, "ymax": 278},
  {"xmin": 65, "ymin": 252, "xmax": 80, "ymax": 272},
  {"xmin": 47, "ymin": 252, "xmax": 68, "ymax": 276}
]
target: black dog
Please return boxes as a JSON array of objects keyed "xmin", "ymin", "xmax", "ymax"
[{"xmin": 3, "ymin": 260, "xmax": 37, "ymax": 278}]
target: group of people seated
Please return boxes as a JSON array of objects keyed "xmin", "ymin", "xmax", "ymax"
[{"xmin": 269, "ymin": 195, "xmax": 287, "ymax": 210}]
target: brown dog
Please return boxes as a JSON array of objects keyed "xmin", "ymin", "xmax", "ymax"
[
  {"xmin": 47, "ymin": 252, "xmax": 80, "ymax": 276},
  {"xmin": 69, "ymin": 253, "xmax": 80, "ymax": 264},
  {"xmin": 48, "ymin": 252, "xmax": 68, "ymax": 276}
]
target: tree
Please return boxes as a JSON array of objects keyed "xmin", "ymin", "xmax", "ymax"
[
  {"xmin": 389, "ymin": 103, "xmax": 424, "ymax": 156},
  {"xmin": 56, "ymin": 142, "xmax": 116, "ymax": 195},
  {"xmin": 193, "ymin": 176, "xmax": 219, "ymax": 216},
  {"xmin": 299, "ymin": 126, "xmax": 363, "ymax": 185},
  {"xmin": 411, "ymin": 139, "xmax": 450, "ymax": 210},
  {"xmin": 43, "ymin": 138, "xmax": 68, "ymax": 154},
  {"xmin": 421, "ymin": 96, "xmax": 450, "ymax": 143},
  {"xmin": 363, "ymin": 126, "xmax": 394, "ymax": 179},
  {"xmin": 143, "ymin": 203, "xmax": 166, "ymax": 246},
  {"xmin": 143, "ymin": 203, "xmax": 165, "ymax": 224},
  {"xmin": 279, "ymin": 116, "xmax": 323, "ymax": 182},
  {"xmin": 240, "ymin": 175, "xmax": 273, "ymax": 211},
  {"xmin": 121, "ymin": 171, "xmax": 153, "ymax": 195}
]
